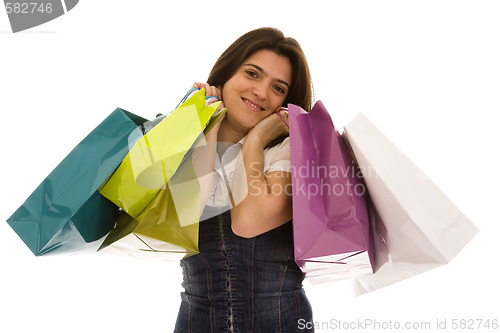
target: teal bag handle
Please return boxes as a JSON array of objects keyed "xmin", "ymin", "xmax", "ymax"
[{"xmin": 175, "ymin": 87, "xmax": 220, "ymax": 109}]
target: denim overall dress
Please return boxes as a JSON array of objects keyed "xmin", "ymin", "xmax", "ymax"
[{"xmin": 174, "ymin": 207, "xmax": 314, "ymax": 332}]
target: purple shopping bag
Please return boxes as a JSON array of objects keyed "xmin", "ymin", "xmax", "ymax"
[{"xmin": 288, "ymin": 101, "xmax": 374, "ymax": 284}]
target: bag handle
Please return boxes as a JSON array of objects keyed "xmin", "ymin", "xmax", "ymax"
[
  {"xmin": 175, "ymin": 87, "xmax": 220, "ymax": 109},
  {"xmin": 274, "ymin": 107, "xmax": 289, "ymax": 128},
  {"xmin": 147, "ymin": 88, "xmax": 222, "ymax": 134}
]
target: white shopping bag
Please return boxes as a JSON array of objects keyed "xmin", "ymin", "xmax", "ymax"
[{"xmin": 343, "ymin": 114, "xmax": 479, "ymax": 295}]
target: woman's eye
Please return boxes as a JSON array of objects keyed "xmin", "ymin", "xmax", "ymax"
[
  {"xmin": 245, "ymin": 70, "xmax": 258, "ymax": 78},
  {"xmin": 274, "ymin": 85, "xmax": 286, "ymax": 95}
]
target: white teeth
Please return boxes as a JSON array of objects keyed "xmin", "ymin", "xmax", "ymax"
[{"xmin": 244, "ymin": 98, "xmax": 262, "ymax": 110}]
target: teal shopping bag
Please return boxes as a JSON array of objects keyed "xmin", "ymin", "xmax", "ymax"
[{"xmin": 7, "ymin": 108, "xmax": 147, "ymax": 256}]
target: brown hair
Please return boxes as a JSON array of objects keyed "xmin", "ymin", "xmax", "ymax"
[{"xmin": 207, "ymin": 27, "xmax": 313, "ymax": 111}]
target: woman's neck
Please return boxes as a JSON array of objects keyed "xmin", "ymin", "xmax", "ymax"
[
  {"xmin": 217, "ymin": 117, "xmax": 248, "ymax": 145},
  {"xmin": 216, "ymin": 118, "xmax": 248, "ymax": 157}
]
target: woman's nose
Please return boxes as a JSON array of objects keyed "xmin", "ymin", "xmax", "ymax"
[{"xmin": 252, "ymin": 82, "xmax": 268, "ymax": 100}]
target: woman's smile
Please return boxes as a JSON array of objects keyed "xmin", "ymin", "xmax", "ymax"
[{"xmin": 241, "ymin": 97, "xmax": 265, "ymax": 112}]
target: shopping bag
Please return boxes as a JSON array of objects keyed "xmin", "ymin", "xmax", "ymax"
[
  {"xmin": 288, "ymin": 102, "xmax": 374, "ymax": 284},
  {"xmin": 98, "ymin": 90, "xmax": 226, "ymax": 258},
  {"xmin": 99, "ymin": 89, "xmax": 222, "ymax": 219},
  {"xmin": 343, "ymin": 113, "xmax": 479, "ymax": 295},
  {"xmin": 7, "ymin": 108, "xmax": 147, "ymax": 256},
  {"xmin": 97, "ymin": 154, "xmax": 200, "ymax": 261}
]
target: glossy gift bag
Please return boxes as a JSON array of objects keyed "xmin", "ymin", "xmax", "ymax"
[
  {"xmin": 100, "ymin": 89, "xmax": 222, "ymax": 220},
  {"xmin": 288, "ymin": 102, "xmax": 374, "ymax": 284},
  {"xmin": 98, "ymin": 89, "xmax": 226, "ymax": 258},
  {"xmin": 98, "ymin": 155, "xmax": 200, "ymax": 261},
  {"xmin": 343, "ymin": 114, "xmax": 479, "ymax": 295},
  {"xmin": 7, "ymin": 108, "xmax": 147, "ymax": 255}
]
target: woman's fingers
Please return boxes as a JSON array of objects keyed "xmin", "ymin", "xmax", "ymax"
[
  {"xmin": 205, "ymin": 83, "xmax": 221, "ymax": 100},
  {"xmin": 274, "ymin": 107, "xmax": 289, "ymax": 128},
  {"xmin": 191, "ymin": 82, "xmax": 222, "ymax": 100},
  {"xmin": 191, "ymin": 82, "xmax": 223, "ymax": 109},
  {"xmin": 192, "ymin": 82, "xmax": 204, "ymax": 89}
]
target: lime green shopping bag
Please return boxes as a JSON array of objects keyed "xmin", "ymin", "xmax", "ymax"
[
  {"xmin": 99, "ymin": 89, "xmax": 221, "ymax": 219},
  {"xmin": 98, "ymin": 158, "xmax": 200, "ymax": 258},
  {"xmin": 98, "ymin": 89, "xmax": 225, "ymax": 257}
]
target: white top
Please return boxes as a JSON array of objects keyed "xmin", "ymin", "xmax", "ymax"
[{"xmin": 205, "ymin": 136, "xmax": 291, "ymax": 208}]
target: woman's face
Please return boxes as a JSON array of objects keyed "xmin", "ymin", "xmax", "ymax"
[{"xmin": 221, "ymin": 49, "xmax": 292, "ymax": 134}]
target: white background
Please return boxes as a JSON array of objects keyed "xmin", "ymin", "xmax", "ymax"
[{"xmin": 1, "ymin": 1, "xmax": 499, "ymax": 332}]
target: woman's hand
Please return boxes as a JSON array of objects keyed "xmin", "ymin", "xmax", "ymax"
[
  {"xmin": 190, "ymin": 82, "xmax": 226, "ymax": 141},
  {"xmin": 247, "ymin": 108, "xmax": 289, "ymax": 148},
  {"xmin": 192, "ymin": 82, "xmax": 225, "ymax": 109},
  {"xmin": 192, "ymin": 82, "xmax": 222, "ymax": 98}
]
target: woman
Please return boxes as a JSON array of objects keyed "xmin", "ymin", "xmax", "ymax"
[{"xmin": 175, "ymin": 27, "xmax": 314, "ymax": 332}]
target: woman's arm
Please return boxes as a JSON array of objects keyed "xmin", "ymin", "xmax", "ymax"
[
  {"xmin": 189, "ymin": 83, "xmax": 224, "ymax": 217},
  {"xmin": 230, "ymin": 111, "xmax": 292, "ymax": 238}
]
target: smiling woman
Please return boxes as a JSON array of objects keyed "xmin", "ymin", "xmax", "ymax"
[
  {"xmin": 219, "ymin": 50, "xmax": 292, "ymax": 141},
  {"xmin": 174, "ymin": 27, "xmax": 315, "ymax": 332}
]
